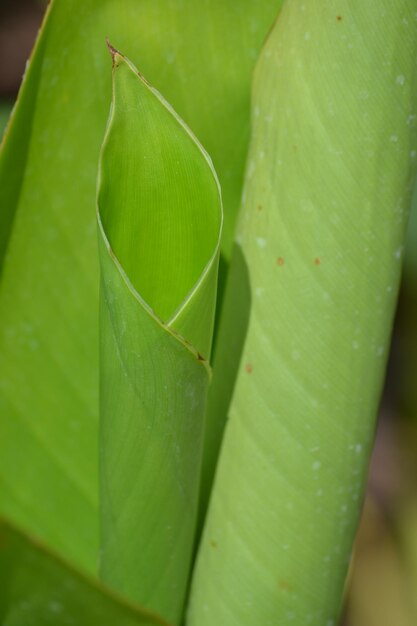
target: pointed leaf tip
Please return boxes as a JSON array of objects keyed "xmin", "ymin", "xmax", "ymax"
[{"xmin": 106, "ymin": 38, "xmax": 121, "ymax": 66}]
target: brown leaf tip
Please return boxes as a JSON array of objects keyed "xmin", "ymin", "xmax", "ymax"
[
  {"xmin": 106, "ymin": 38, "xmax": 120, "ymax": 65},
  {"xmin": 278, "ymin": 580, "xmax": 293, "ymax": 593}
]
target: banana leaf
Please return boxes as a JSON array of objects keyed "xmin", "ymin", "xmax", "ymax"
[
  {"xmin": 405, "ymin": 186, "xmax": 417, "ymax": 280},
  {"xmin": 0, "ymin": 101, "xmax": 12, "ymax": 141},
  {"xmin": 401, "ymin": 188, "xmax": 417, "ymax": 421},
  {"xmin": 0, "ymin": 518, "xmax": 169, "ymax": 626},
  {"xmin": 0, "ymin": 0, "xmax": 281, "ymax": 576},
  {"xmin": 97, "ymin": 48, "xmax": 221, "ymax": 624},
  {"xmin": 189, "ymin": 1, "xmax": 417, "ymax": 624}
]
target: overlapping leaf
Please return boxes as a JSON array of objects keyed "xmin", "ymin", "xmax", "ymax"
[
  {"xmin": 405, "ymin": 187, "xmax": 417, "ymax": 279},
  {"xmin": 0, "ymin": 519, "xmax": 169, "ymax": 626},
  {"xmin": 189, "ymin": 1, "xmax": 417, "ymax": 624},
  {"xmin": 97, "ymin": 50, "xmax": 221, "ymax": 624},
  {"xmin": 0, "ymin": 102, "xmax": 12, "ymax": 142},
  {"xmin": 0, "ymin": 0, "xmax": 281, "ymax": 575}
]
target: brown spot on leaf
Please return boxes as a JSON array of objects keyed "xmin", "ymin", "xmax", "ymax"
[
  {"xmin": 314, "ymin": 257, "xmax": 321, "ymax": 265},
  {"xmin": 278, "ymin": 580, "xmax": 293, "ymax": 593},
  {"xmin": 245, "ymin": 363, "xmax": 253, "ymax": 374},
  {"xmin": 210, "ymin": 540, "xmax": 218, "ymax": 548},
  {"xmin": 277, "ymin": 257, "xmax": 285, "ymax": 266},
  {"xmin": 336, "ymin": 15, "xmax": 343, "ymax": 21}
]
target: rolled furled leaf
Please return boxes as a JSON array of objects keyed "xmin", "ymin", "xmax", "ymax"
[
  {"xmin": 188, "ymin": 1, "xmax": 417, "ymax": 624},
  {"xmin": 0, "ymin": 0, "xmax": 280, "ymax": 575},
  {"xmin": 97, "ymin": 49, "xmax": 222, "ymax": 626}
]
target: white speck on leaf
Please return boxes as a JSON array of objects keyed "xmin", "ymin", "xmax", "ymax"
[
  {"xmin": 49, "ymin": 601, "xmax": 63, "ymax": 614},
  {"xmin": 247, "ymin": 160, "xmax": 256, "ymax": 179}
]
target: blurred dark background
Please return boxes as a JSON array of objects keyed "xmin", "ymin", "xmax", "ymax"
[
  {"xmin": 1, "ymin": 2, "xmax": 416, "ymax": 624},
  {"xmin": 0, "ymin": 1, "xmax": 45, "ymax": 96}
]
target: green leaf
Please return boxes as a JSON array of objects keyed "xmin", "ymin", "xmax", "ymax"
[
  {"xmin": 197, "ymin": 244, "xmax": 251, "ymax": 528},
  {"xmin": 0, "ymin": 101, "xmax": 12, "ymax": 142},
  {"xmin": 0, "ymin": 0, "xmax": 280, "ymax": 575},
  {"xmin": 405, "ymin": 185, "xmax": 417, "ymax": 279},
  {"xmin": 402, "ymin": 187, "xmax": 417, "ymax": 419},
  {"xmin": 0, "ymin": 518, "xmax": 169, "ymax": 626},
  {"xmin": 188, "ymin": 1, "xmax": 417, "ymax": 624},
  {"xmin": 97, "ymin": 49, "xmax": 221, "ymax": 625}
]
